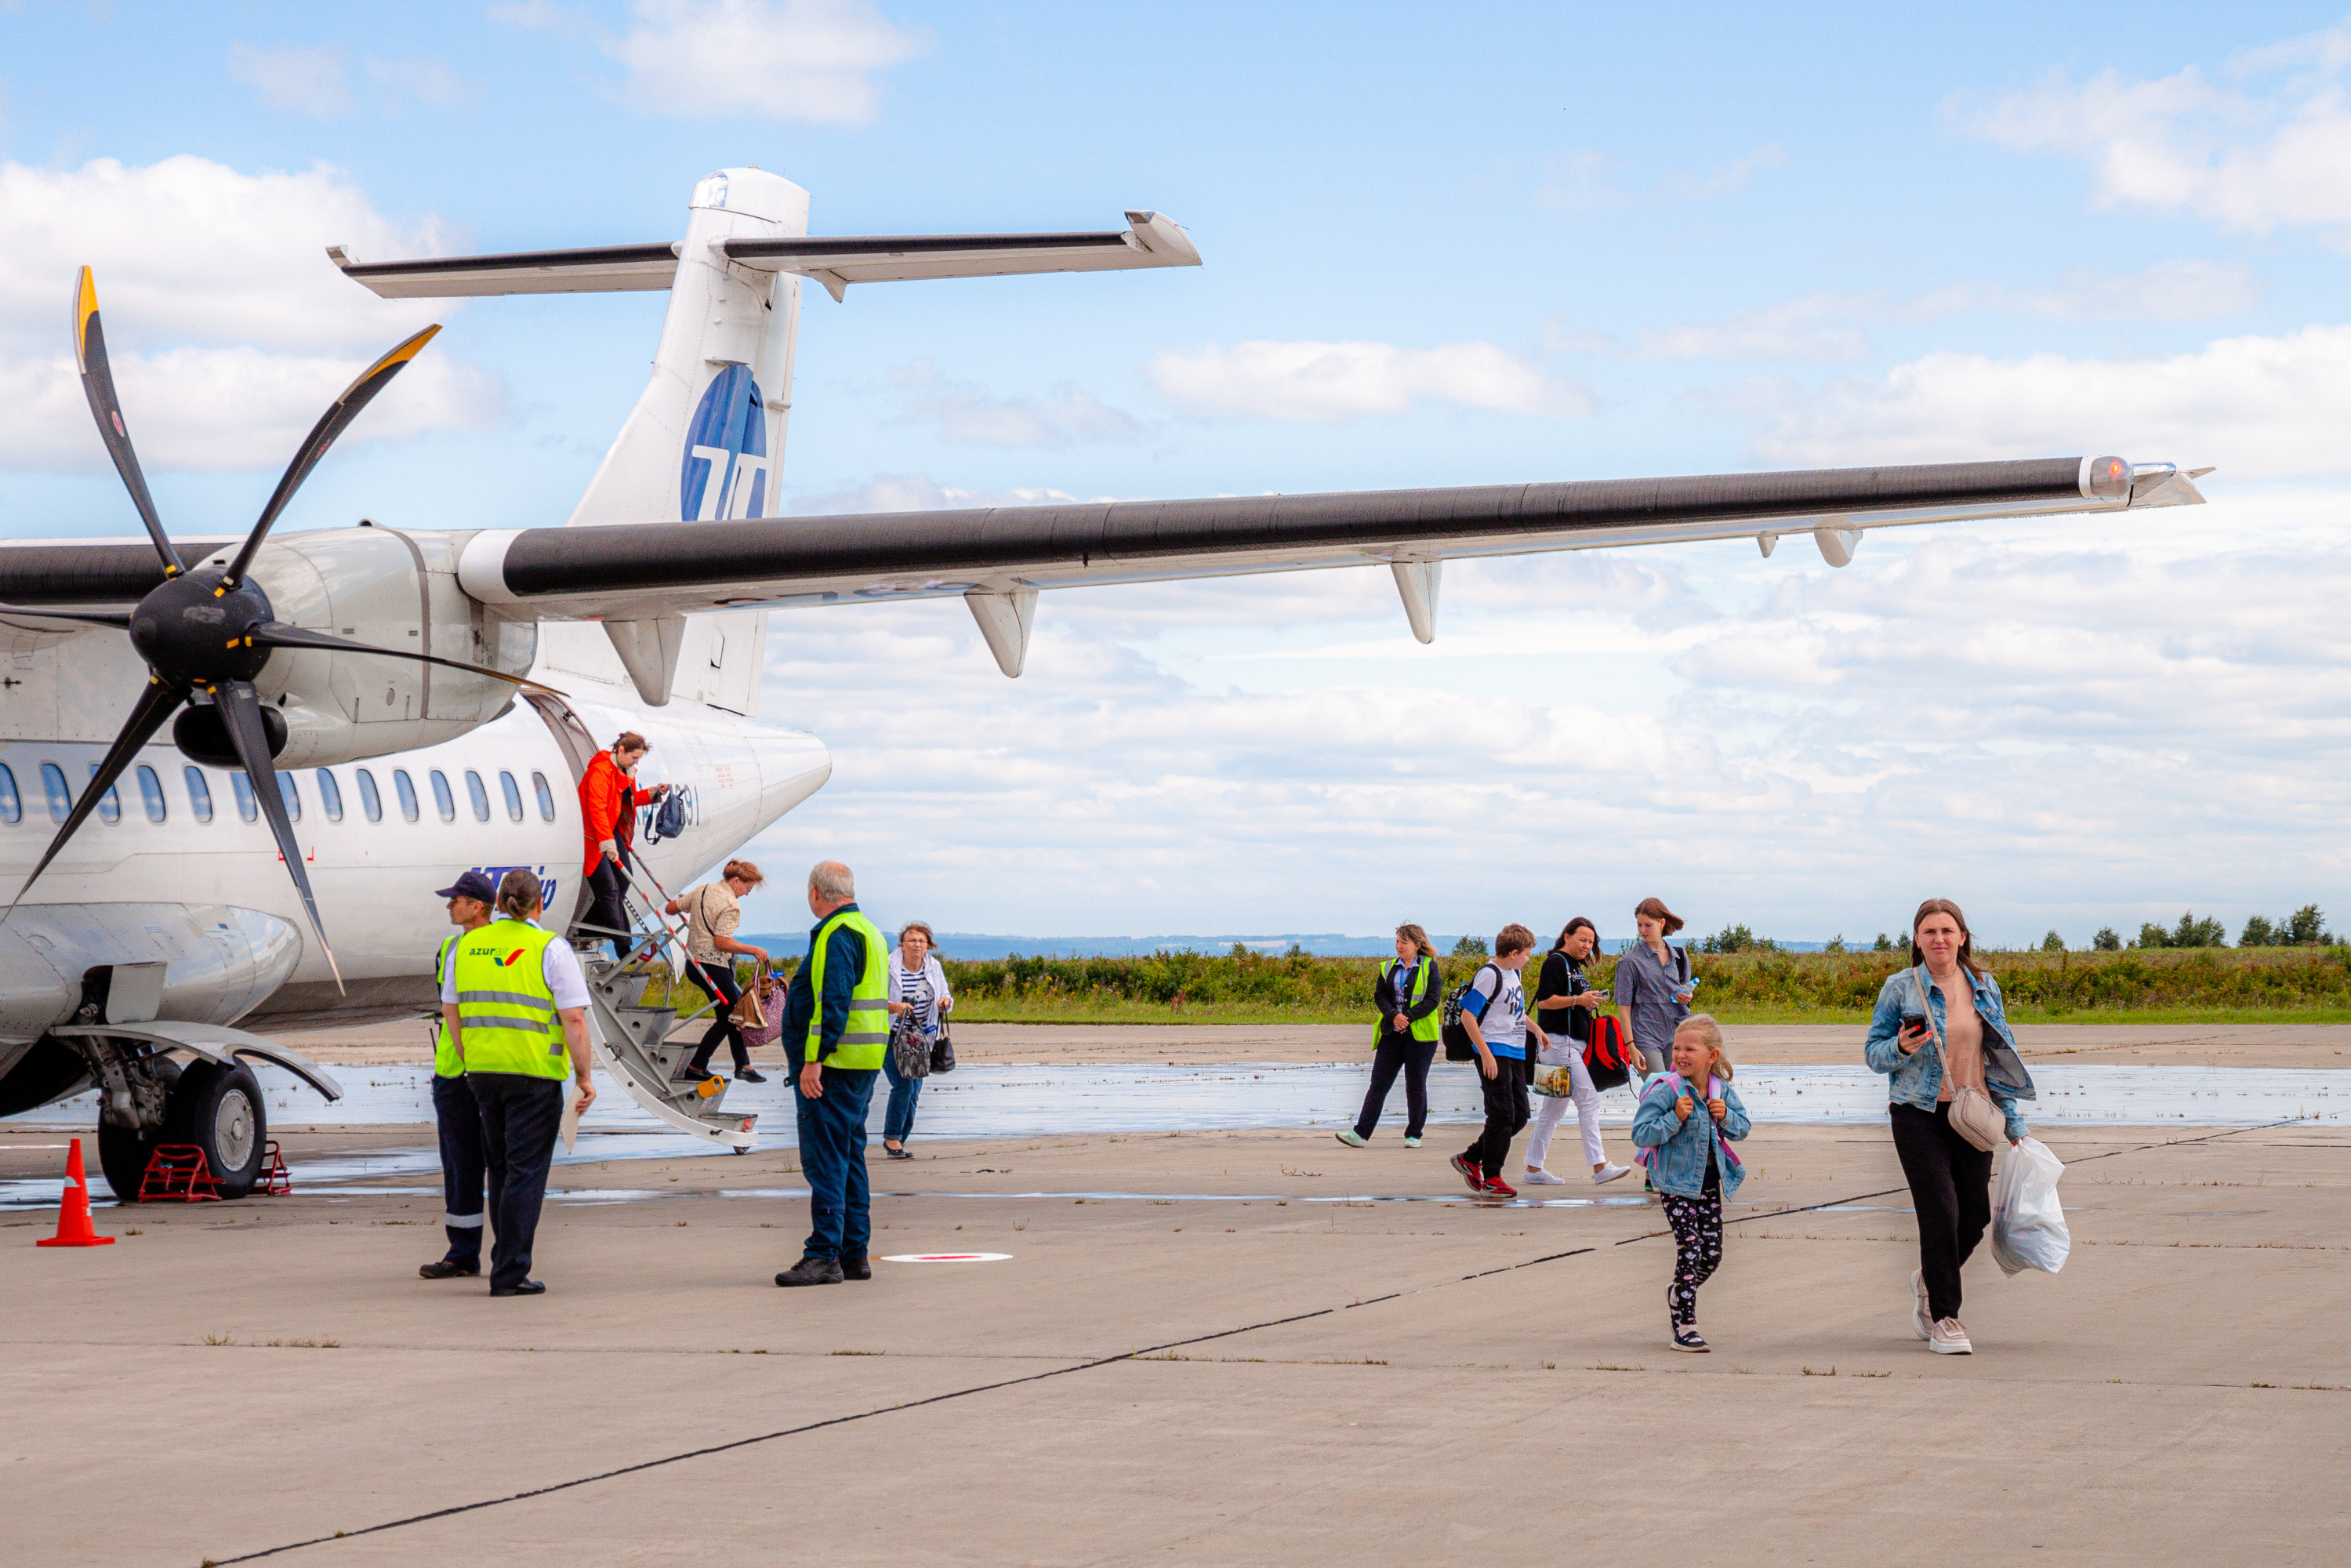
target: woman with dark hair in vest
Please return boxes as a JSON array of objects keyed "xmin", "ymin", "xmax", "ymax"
[
  {"xmin": 1613, "ymin": 895, "xmax": 1696, "ymax": 1079},
  {"xmin": 1865, "ymin": 898, "xmax": 2037, "ymax": 1356},
  {"xmin": 1336, "ymin": 924, "xmax": 1443, "ymax": 1149},
  {"xmin": 1524, "ymin": 917, "xmax": 1632, "ymax": 1185}
]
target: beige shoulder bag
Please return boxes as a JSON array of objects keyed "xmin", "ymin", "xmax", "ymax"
[{"xmin": 1915, "ymin": 966, "xmax": 2005, "ymax": 1152}]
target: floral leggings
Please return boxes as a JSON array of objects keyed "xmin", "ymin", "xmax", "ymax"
[{"xmin": 1662, "ymin": 1186, "xmax": 1724, "ymax": 1327}]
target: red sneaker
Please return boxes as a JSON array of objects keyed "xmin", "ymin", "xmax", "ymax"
[
  {"xmin": 1483, "ymin": 1174, "xmax": 1518, "ymax": 1199},
  {"xmin": 1449, "ymin": 1152, "xmax": 1484, "ymax": 1192}
]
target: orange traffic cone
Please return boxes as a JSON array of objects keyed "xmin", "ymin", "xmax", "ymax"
[{"xmin": 37, "ymin": 1137, "xmax": 116, "ymax": 1248}]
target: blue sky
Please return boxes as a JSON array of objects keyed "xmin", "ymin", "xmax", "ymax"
[{"xmin": 6, "ymin": 2, "xmax": 2351, "ymax": 947}]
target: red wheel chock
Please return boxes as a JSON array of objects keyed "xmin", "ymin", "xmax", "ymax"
[
  {"xmin": 137, "ymin": 1145, "xmax": 223, "ymax": 1203},
  {"xmin": 252, "ymin": 1140, "xmax": 291, "ymax": 1196}
]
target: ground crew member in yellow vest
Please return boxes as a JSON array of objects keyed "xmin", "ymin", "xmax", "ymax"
[
  {"xmin": 1337, "ymin": 924, "xmax": 1446, "ymax": 1149},
  {"xmin": 441, "ymin": 868, "xmax": 596, "ymax": 1297},
  {"xmin": 420, "ymin": 869, "xmax": 496, "ymax": 1281},
  {"xmin": 775, "ymin": 859, "xmax": 891, "ymax": 1287}
]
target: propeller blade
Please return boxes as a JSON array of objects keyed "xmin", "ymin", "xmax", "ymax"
[
  {"xmin": 221, "ymin": 325, "xmax": 440, "ymax": 588},
  {"xmin": 249, "ymin": 622, "xmax": 562, "ymax": 693},
  {"xmin": 71, "ymin": 267, "xmax": 182, "ymax": 582},
  {"xmin": 216, "ymin": 679, "xmax": 343, "ymax": 994},
  {"xmin": 0, "ymin": 603, "xmax": 132, "ymax": 629},
  {"xmin": 4, "ymin": 677, "xmax": 187, "ymax": 917}
]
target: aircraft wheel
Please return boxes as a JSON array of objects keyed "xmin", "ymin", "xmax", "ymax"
[
  {"xmin": 93, "ymin": 1057, "xmax": 182, "ymax": 1201},
  {"xmin": 168, "ymin": 1060, "xmax": 267, "ymax": 1199}
]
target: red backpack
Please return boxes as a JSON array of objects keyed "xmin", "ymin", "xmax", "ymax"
[{"xmin": 1583, "ymin": 1014, "xmax": 1634, "ymax": 1091}]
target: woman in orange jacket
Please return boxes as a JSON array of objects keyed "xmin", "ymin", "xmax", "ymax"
[{"xmin": 579, "ymin": 731, "xmax": 669, "ymax": 956}]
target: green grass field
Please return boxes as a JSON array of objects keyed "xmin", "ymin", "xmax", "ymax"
[{"xmin": 684, "ymin": 943, "xmax": 2351, "ymax": 1028}]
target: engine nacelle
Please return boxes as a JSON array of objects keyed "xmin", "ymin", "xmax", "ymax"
[{"xmin": 190, "ymin": 526, "xmax": 539, "ymax": 768}]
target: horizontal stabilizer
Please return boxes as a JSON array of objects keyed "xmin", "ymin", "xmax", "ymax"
[{"xmin": 329, "ymin": 212, "xmax": 1199, "ymax": 302}]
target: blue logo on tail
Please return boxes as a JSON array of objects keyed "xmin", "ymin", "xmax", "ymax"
[{"xmin": 680, "ymin": 365, "xmax": 771, "ymax": 521}]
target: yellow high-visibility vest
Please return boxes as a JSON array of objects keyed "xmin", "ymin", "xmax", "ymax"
[
  {"xmin": 453, "ymin": 917, "xmax": 568, "ymax": 1079},
  {"xmin": 804, "ymin": 907, "xmax": 888, "ymax": 1069}
]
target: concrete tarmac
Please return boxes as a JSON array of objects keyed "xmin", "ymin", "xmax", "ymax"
[
  {"xmin": 4, "ymin": 1112, "xmax": 2346, "ymax": 1566},
  {"xmin": 285, "ymin": 1018, "xmax": 2351, "ymax": 1069}
]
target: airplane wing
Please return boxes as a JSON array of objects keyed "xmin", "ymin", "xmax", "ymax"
[
  {"xmin": 328, "ymin": 211, "xmax": 1200, "ymax": 302},
  {"xmin": 446, "ymin": 452, "xmax": 2203, "ymax": 634},
  {"xmin": 0, "ymin": 456, "xmax": 2204, "ymax": 678}
]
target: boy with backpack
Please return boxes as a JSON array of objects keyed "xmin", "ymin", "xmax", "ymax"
[{"xmin": 1448, "ymin": 924, "xmax": 1543, "ymax": 1198}]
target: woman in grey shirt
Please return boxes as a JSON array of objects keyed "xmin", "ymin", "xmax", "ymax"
[{"xmin": 1613, "ymin": 895, "xmax": 1696, "ymax": 1077}]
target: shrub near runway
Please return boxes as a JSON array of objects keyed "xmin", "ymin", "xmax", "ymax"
[{"xmin": 665, "ymin": 944, "xmax": 2351, "ymax": 1025}]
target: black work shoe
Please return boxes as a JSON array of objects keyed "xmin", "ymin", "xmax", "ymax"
[
  {"xmin": 419, "ymin": 1259, "xmax": 479, "ymax": 1279},
  {"xmin": 735, "ymin": 1068, "xmax": 767, "ymax": 1083},
  {"xmin": 776, "ymin": 1256, "xmax": 845, "ymax": 1287},
  {"xmin": 840, "ymin": 1255, "xmax": 873, "ymax": 1281},
  {"xmin": 670, "ymin": 1062, "xmax": 715, "ymax": 1083},
  {"xmin": 489, "ymin": 1279, "xmax": 547, "ymax": 1297}
]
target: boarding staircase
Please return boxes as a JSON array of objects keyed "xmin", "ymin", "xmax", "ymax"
[{"xmin": 574, "ymin": 862, "xmax": 761, "ymax": 1153}]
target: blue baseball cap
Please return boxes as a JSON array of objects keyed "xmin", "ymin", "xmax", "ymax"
[{"xmin": 434, "ymin": 869, "xmax": 499, "ymax": 903}]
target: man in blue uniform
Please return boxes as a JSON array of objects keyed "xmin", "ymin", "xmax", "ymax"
[
  {"xmin": 775, "ymin": 860, "xmax": 891, "ymax": 1287},
  {"xmin": 420, "ymin": 870, "xmax": 495, "ymax": 1279}
]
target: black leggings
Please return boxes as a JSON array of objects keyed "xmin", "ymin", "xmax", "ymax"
[
  {"xmin": 1353, "ymin": 1035, "xmax": 1438, "ymax": 1140},
  {"xmin": 583, "ymin": 858, "xmax": 629, "ymax": 957},
  {"xmin": 1662, "ymin": 1182, "xmax": 1723, "ymax": 1327},
  {"xmin": 1463, "ymin": 1054, "xmax": 1529, "ymax": 1180},
  {"xmin": 1890, "ymin": 1101, "xmax": 1994, "ymax": 1322},
  {"xmin": 685, "ymin": 959, "xmax": 747, "ymax": 1073}
]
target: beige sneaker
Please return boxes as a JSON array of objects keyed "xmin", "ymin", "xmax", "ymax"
[
  {"xmin": 1928, "ymin": 1316, "xmax": 1972, "ymax": 1355},
  {"xmin": 1911, "ymin": 1270, "xmax": 1931, "ymax": 1341}
]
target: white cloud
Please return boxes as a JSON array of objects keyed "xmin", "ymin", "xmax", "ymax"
[
  {"xmin": 888, "ymin": 360, "xmax": 1141, "ymax": 447},
  {"xmin": 1531, "ymin": 142, "xmax": 1787, "ymax": 211},
  {"xmin": 603, "ymin": 0, "xmax": 930, "ymax": 123},
  {"xmin": 1148, "ymin": 339, "xmax": 1597, "ymax": 423},
  {"xmin": 1737, "ymin": 323, "xmax": 2351, "ymax": 476},
  {"xmin": 1972, "ymin": 24, "xmax": 2351, "ymax": 236},
  {"xmin": 227, "ymin": 43, "xmax": 353, "ymax": 118},
  {"xmin": 0, "ymin": 157, "xmax": 499, "ymax": 473},
  {"xmin": 787, "ymin": 473, "xmax": 1120, "ymax": 515},
  {"xmin": 1635, "ymin": 292, "xmax": 1881, "ymax": 363}
]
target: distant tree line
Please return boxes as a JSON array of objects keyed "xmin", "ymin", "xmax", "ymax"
[{"xmin": 1673, "ymin": 904, "xmax": 2338, "ymax": 956}]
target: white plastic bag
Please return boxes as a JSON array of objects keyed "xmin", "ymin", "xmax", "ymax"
[{"xmin": 1991, "ymin": 1135, "xmax": 2070, "ymax": 1276}]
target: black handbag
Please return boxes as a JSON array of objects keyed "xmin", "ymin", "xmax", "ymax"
[{"xmin": 929, "ymin": 1025, "xmax": 956, "ymax": 1074}]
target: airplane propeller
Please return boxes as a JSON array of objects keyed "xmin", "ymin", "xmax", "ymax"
[{"xmin": 4, "ymin": 268, "xmax": 546, "ymax": 989}]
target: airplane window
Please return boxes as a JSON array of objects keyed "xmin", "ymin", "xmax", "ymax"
[
  {"xmin": 85, "ymin": 763, "xmax": 122, "ymax": 825},
  {"xmin": 532, "ymin": 771, "xmax": 556, "ymax": 822},
  {"xmin": 464, "ymin": 769, "xmax": 491, "ymax": 822},
  {"xmin": 0, "ymin": 764, "xmax": 19, "ymax": 824},
  {"xmin": 499, "ymin": 771, "xmax": 524, "ymax": 822},
  {"xmin": 356, "ymin": 768, "xmax": 383, "ymax": 823},
  {"xmin": 277, "ymin": 771, "xmax": 302, "ymax": 822},
  {"xmin": 230, "ymin": 771, "xmax": 258, "ymax": 824},
  {"xmin": 394, "ymin": 769, "xmax": 419, "ymax": 823},
  {"xmin": 39, "ymin": 762, "xmax": 69, "ymax": 823},
  {"xmin": 430, "ymin": 770, "xmax": 455, "ymax": 822},
  {"xmin": 316, "ymin": 769, "xmax": 343, "ymax": 823},
  {"xmin": 136, "ymin": 764, "xmax": 165, "ymax": 823},
  {"xmin": 184, "ymin": 766, "xmax": 213, "ymax": 824}
]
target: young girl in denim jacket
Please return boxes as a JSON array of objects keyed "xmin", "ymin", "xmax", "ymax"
[{"xmin": 1631, "ymin": 1015, "xmax": 1751, "ymax": 1352}]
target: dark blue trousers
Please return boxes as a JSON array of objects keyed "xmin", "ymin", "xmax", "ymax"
[
  {"xmin": 431, "ymin": 1073, "xmax": 486, "ymax": 1268},
  {"xmin": 470, "ymin": 1073, "xmax": 564, "ymax": 1290},
  {"xmin": 793, "ymin": 1065, "xmax": 877, "ymax": 1262},
  {"xmin": 880, "ymin": 1048, "xmax": 923, "ymax": 1143}
]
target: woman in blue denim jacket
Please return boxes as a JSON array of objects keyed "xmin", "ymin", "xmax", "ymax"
[
  {"xmin": 1864, "ymin": 898, "xmax": 2037, "ymax": 1357},
  {"xmin": 1631, "ymin": 1015, "xmax": 1750, "ymax": 1352}
]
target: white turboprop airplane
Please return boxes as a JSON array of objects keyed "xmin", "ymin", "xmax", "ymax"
[{"xmin": 0, "ymin": 166, "xmax": 2206, "ymax": 1198}]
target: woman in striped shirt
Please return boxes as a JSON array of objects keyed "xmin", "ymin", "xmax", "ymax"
[{"xmin": 882, "ymin": 921, "xmax": 954, "ymax": 1159}]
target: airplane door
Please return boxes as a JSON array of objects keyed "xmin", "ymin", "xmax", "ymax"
[{"xmin": 523, "ymin": 692, "xmax": 600, "ymax": 927}]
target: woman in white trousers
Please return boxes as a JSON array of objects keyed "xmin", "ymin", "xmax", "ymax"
[{"xmin": 1525, "ymin": 918, "xmax": 1631, "ymax": 1186}]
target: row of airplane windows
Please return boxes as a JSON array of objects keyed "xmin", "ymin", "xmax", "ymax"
[{"xmin": 0, "ymin": 760, "xmax": 562, "ymax": 829}]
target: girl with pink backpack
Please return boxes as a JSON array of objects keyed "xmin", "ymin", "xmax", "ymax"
[{"xmin": 1630, "ymin": 1015, "xmax": 1751, "ymax": 1352}]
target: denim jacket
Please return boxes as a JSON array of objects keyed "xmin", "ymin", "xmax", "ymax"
[
  {"xmin": 1863, "ymin": 964, "xmax": 2035, "ymax": 1142},
  {"xmin": 1631, "ymin": 1074, "xmax": 1751, "ymax": 1198}
]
